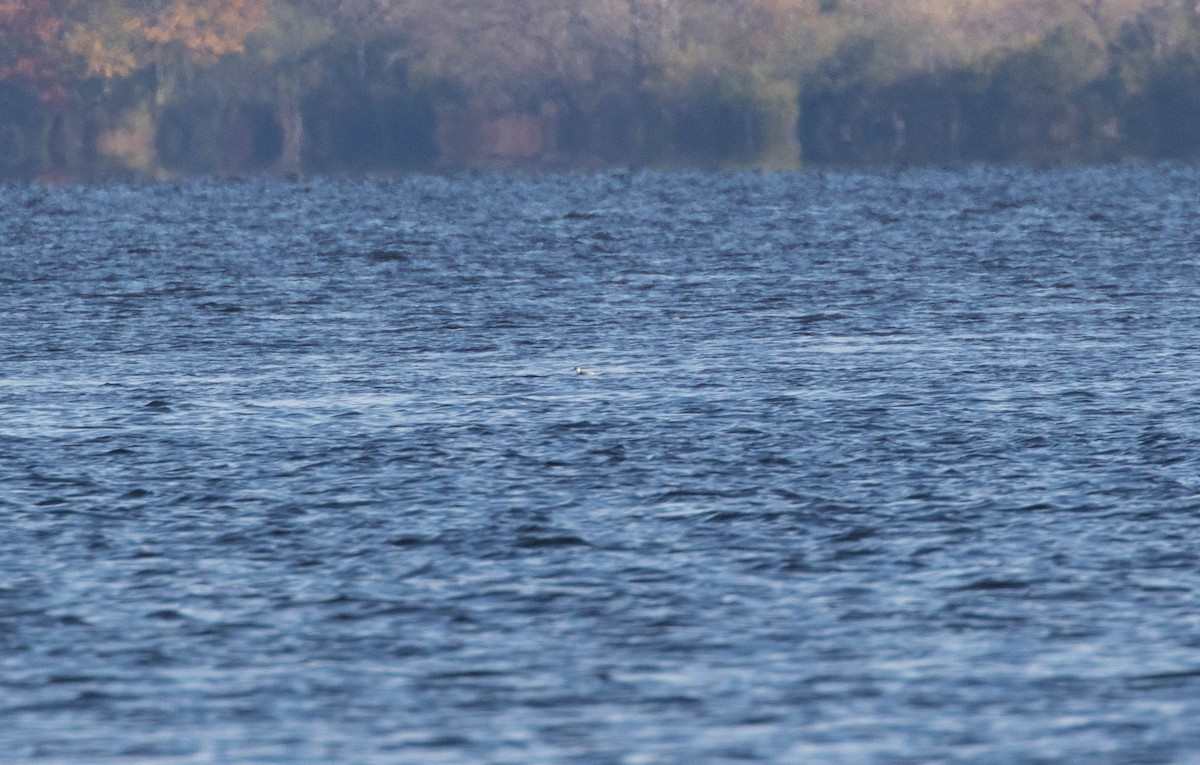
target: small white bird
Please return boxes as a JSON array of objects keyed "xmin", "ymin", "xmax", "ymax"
[{"xmin": 573, "ymin": 365, "xmax": 600, "ymax": 376}]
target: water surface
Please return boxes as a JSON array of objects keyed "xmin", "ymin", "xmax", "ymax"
[{"xmin": 3, "ymin": 166, "xmax": 1200, "ymax": 763}]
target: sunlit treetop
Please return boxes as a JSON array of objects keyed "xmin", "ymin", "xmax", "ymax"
[
  {"xmin": 122, "ymin": 0, "xmax": 269, "ymax": 60},
  {"xmin": 53, "ymin": 0, "xmax": 269, "ymax": 80}
]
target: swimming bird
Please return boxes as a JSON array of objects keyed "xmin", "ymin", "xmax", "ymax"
[{"xmin": 574, "ymin": 365, "xmax": 600, "ymax": 376}]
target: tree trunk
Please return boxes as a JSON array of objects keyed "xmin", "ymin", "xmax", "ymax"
[{"xmin": 276, "ymin": 72, "xmax": 304, "ymax": 174}]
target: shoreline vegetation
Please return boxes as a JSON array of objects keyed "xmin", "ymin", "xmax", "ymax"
[{"xmin": 4, "ymin": 1, "xmax": 1200, "ymax": 180}]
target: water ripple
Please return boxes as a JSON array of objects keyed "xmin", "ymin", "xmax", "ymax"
[{"xmin": 3, "ymin": 167, "xmax": 1200, "ymax": 762}]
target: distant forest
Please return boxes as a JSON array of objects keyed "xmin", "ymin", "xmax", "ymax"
[{"xmin": 5, "ymin": 0, "xmax": 1200, "ymax": 178}]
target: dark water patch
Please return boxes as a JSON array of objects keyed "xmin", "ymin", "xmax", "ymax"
[
  {"xmin": 955, "ymin": 578, "xmax": 1032, "ymax": 592},
  {"xmin": 1126, "ymin": 668, "xmax": 1200, "ymax": 691}
]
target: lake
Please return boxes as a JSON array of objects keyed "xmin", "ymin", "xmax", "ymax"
[{"xmin": 3, "ymin": 165, "xmax": 1200, "ymax": 763}]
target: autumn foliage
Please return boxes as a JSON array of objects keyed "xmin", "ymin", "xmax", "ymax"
[
  {"xmin": 2, "ymin": 0, "xmax": 1200, "ymax": 175},
  {"xmin": 0, "ymin": 0, "xmax": 72, "ymax": 101},
  {"xmin": 122, "ymin": 0, "xmax": 268, "ymax": 59}
]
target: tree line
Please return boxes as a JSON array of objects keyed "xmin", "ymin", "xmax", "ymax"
[{"xmin": 3, "ymin": 0, "xmax": 1200, "ymax": 178}]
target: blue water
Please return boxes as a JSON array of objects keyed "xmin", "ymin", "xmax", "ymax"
[{"xmin": 4, "ymin": 166, "xmax": 1200, "ymax": 764}]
